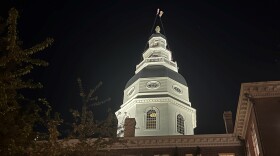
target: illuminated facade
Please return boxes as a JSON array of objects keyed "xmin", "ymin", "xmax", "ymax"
[
  {"xmin": 111, "ymin": 18, "xmax": 280, "ymax": 156},
  {"xmin": 102, "ymin": 81, "xmax": 280, "ymax": 156},
  {"xmin": 115, "ymin": 26, "xmax": 196, "ymax": 137}
]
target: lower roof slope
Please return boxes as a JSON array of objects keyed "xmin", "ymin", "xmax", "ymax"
[{"xmin": 125, "ymin": 65, "xmax": 187, "ymax": 89}]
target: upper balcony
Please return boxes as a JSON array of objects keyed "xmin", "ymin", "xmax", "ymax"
[{"xmin": 135, "ymin": 57, "xmax": 178, "ymax": 74}]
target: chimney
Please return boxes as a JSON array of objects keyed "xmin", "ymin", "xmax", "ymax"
[
  {"xmin": 223, "ymin": 111, "xmax": 233, "ymax": 133},
  {"xmin": 124, "ymin": 118, "xmax": 136, "ymax": 137}
]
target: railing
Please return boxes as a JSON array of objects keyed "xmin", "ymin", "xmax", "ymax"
[
  {"xmin": 164, "ymin": 59, "xmax": 176, "ymax": 67},
  {"xmin": 136, "ymin": 57, "xmax": 177, "ymax": 71}
]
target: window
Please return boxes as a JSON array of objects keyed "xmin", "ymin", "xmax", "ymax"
[
  {"xmin": 146, "ymin": 110, "xmax": 157, "ymax": 129},
  {"xmin": 172, "ymin": 85, "xmax": 183, "ymax": 94},
  {"xmin": 146, "ymin": 81, "xmax": 160, "ymax": 89},
  {"xmin": 251, "ymin": 123, "xmax": 260, "ymax": 156},
  {"xmin": 145, "ymin": 107, "xmax": 159, "ymax": 130},
  {"xmin": 127, "ymin": 86, "xmax": 135, "ymax": 96},
  {"xmin": 177, "ymin": 114, "xmax": 185, "ymax": 134}
]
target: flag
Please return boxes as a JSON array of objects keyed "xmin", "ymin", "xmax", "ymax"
[{"xmin": 159, "ymin": 11, "xmax": 164, "ymax": 17}]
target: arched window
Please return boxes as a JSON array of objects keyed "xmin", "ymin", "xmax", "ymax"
[
  {"xmin": 146, "ymin": 110, "xmax": 157, "ymax": 129},
  {"xmin": 177, "ymin": 114, "xmax": 185, "ymax": 134}
]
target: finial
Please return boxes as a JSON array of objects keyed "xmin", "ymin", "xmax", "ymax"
[{"xmin": 155, "ymin": 26, "xmax": 160, "ymax": 33}]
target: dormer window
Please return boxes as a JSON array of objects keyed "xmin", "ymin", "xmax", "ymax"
[
  {"xmin": 152, "ymin": 39, "xmax": 159, "ymax": 47},
  {"xmin": 152, "ymin": 42, "xmax": 158, "ymax": 47}
]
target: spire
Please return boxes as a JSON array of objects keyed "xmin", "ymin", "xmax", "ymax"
[
  {"xmin": 135, "ymin": 9, "xmax": 178, "ymax": 74},
  {"xmin": 143, "ymin": 9, "xmax": 169, "ymax": 52},
  {"xmin": 137, "ymin": 23, "xmax": 177, "ymax": 74},
  {"xmin": 149, "ymin": 9, "xmax": 166, "ymax": 36}
]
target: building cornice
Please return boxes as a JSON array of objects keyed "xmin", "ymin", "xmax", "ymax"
[
  {"xmin": 110, "ymin": 134, "xmax": 241, "ymax": 149},
  {"xmin": 135, "ymin": 58, "xmax": 178, "ymax": 74},
  {"xmin": 122, "ymin": 93, "xmax": 190, "ymax": 109},
  {"xmin": 234, "ymin": 81, "xmax": 280, "ymax": 139},
  {"xmin": 118, "ymin": 96, "xmax": 195, "ymax": 115},
  {"xmin": 134, "ymin": 97, "xmax": 195, "ymax": 112}
]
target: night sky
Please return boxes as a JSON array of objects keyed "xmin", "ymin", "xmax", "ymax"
[{"xmin": 1, "ymin": 0, "xmax": 280, "ymax": 134}]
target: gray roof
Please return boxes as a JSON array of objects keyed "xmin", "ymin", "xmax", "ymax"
[{"xmin": 125, "ymin": 65, "xmax": 187, "ymax": 89}]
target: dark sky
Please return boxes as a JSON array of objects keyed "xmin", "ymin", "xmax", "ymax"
[{"xmin": 1, "ymin": 0, "xmax": 280, "ymax": 134}]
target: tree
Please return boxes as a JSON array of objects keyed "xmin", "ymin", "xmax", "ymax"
[
  {"xmin": 32, "ymin": 79, "xmax": 123, "ymax": 156},
  {"xmin": 0, "ymin": 8, "xmax": 123, "ymax": 156},
  {"xmin": 0, "ymin": 8, "xmax": 53, "ymax": 155}
]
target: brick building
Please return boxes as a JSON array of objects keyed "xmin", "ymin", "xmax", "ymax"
[{"xmin": 234, "ymin": 81, "xmax": 280, "ymax": 156}]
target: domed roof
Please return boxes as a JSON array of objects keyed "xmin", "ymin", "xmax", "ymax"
[
  {"xmin": 149, "ymin": 33, "xmax": 166, "ymax": 39},
  {"xmin": 125, "ymin": 65, "xmax": 187, "ymax": 89},
  {"xmin": 149, "ymin": 26, "xmax": 166, "ymax": 39}
]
